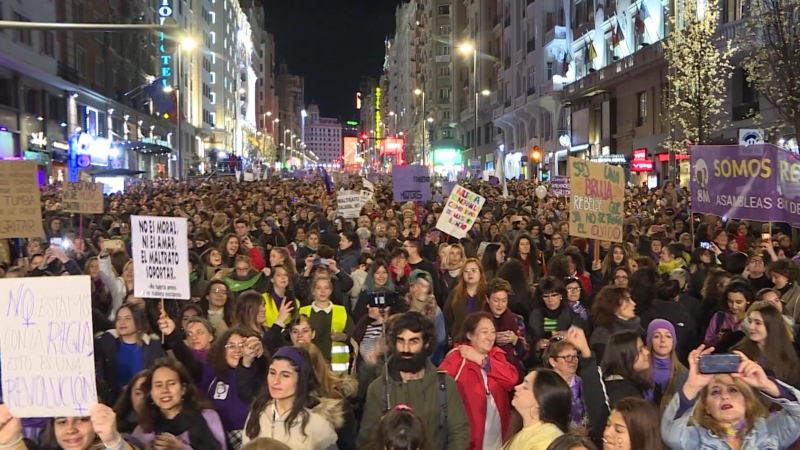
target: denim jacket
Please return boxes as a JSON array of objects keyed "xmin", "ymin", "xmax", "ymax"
[{"xmin": 661, "ymin": 379, "xmax": 800, "ymax": 450}]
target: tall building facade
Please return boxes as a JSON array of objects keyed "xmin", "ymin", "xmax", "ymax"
[
  {"xmin": 305, "ymin": 103, "xmax": 342, "ymax": 168},
  {"xmin": 275, "ymin": 63, "xmax": 305, "ymax": 167}
]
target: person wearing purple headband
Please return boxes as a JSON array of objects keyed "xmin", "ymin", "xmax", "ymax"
[{"xmin": 242, "ymin": 346, "xmax": 344, "ymax": 450}]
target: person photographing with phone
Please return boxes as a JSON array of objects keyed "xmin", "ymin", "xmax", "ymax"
[{"xmin": 662, "ymin": 345, "xmax": 800, "ymax": 450}]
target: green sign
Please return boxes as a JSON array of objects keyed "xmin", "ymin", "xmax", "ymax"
[
  {"xmin": 24, "ymin": 150, "xmax": 51, "ymax": 166},
  {"xmin": 432, "ymin": 148, "xmax": 463, "ymax": 166},
  {"xmin": 346, "ymin": 120, "xmax": 359, "ymax": 126}
]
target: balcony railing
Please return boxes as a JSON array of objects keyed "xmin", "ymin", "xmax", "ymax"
[{"xmin": 58, "ymin": 62, "xmax": 80, "ymax": 84}]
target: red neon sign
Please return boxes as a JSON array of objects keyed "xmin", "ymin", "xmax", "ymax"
[
  {"xmin": 631, "ymin": 148, "xmax": 654, "ymax": 172},
  {"xmin": 657, "ymin": 153, "xmax": 691, "ymax": 162},
  {"xmin": 380, "ymin": 137, "xmax": 404, "ymax": 155}
]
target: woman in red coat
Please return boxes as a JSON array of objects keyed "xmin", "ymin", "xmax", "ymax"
[{"xmin": 439, "ymin": 311, "xmax": 519, "ymax": 450}]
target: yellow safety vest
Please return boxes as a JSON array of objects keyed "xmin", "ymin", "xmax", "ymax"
[
  {"xmin": 262, "ymin": 293, "xmax": 300, "ymax": 327},
  {"xmin": 299, "ymin": 304, "xmax": 351, "ymax": 373}
]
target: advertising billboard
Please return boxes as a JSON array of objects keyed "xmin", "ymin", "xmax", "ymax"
[{"xmin": 343, "ymin": 137, "xmax": 359, "ymax": 166}]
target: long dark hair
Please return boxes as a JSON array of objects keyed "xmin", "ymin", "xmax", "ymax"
[
  {"xmin": 199, "ymin": 280, "xmax": 235, "ymax": 326},
  {"xmin": 113, "ymin": 370, "xmax": 150, "ymax": 432},
  {"xmin": 629, "ymin": 267, "xmax": 659, "ymax": 314},
  {"xmin": 600, "ymin": 330, "xmax": 652, "ymax": 393},
  {"xmin": 612, "ymin": 398, "xmax": 664, "ymax": 450},
  {"xmin": 533, "ymin": 369, "xmax": 573, "ymax": 432},
  {"xmin": 734, "ymin": 302, "xmax": 800, "ymax": 385},
  {"xmin": 245, "ymin": 347, "xmax": 320, "ymax": 439},
  {"xmin": 234, "ymin": 290, "xmax": 265, "ymax": 333},
  {"xmin": 115, "ymin": 303, "xmax": 150, "ymax": 344},
  {"xmin": 137, "ymin": 359, "xmax": 215, "ymax": 432},
  {"xmin": 208, "ymin": 327, "xmax": 259, "ymax": 380}
]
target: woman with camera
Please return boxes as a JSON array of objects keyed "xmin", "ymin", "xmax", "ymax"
[{"xmin": 662, "ymin": 345, "xmax": 800, "ymax": 450}]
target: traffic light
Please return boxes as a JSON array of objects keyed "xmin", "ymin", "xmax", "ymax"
[
  {"xmin": 531, "ymin": 146, "xmax": 541, "ymax": 162},
  {"xmin": 360, "ymin": 132, "xmax": 368, "ymax": 142},
  {"xmin": 161, "ymin": 90, "xmax": 178, "ymax": 124}
]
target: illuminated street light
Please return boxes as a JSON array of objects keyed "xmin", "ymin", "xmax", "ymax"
[
  {"xmin": 181, "ymin": 37, "xmax": 197, "ymax": 50},
  {"xmin": 481, "ymin": 89, "xmax": 491, "ymax": 96},
  {"xmin": 163, "ymin": 86, "xmax": 174, "ymax": 93},
  {"xmin": 459, "ymin": 43, "xmax": 474, "ymax": 54},
  {"xmin": 413, "ymin": 89, "xmax": 422, "ymax": 95}
]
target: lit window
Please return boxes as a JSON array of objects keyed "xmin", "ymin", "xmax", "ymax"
[
  {"xmin": 209, "ymin": 11, "xmax": 215, "ymax": 24},
  {"xmin": 210, "ymin": 72, "xmax": 216, "ymax": 84},
  {"xmin": 210, "ymin": 31, "xmax": 216, "ymax": 44}
]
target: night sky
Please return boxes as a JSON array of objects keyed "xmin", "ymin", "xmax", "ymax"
[{"xmin": 261, "ymin": 0, "xmax": 398, "ymax": 120}]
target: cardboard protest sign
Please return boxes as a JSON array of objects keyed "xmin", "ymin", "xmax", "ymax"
[
  {"xmin": 337, "ymin": 190, "xmax": 363, "ymax": 219},
  {"xmin": 0, "ymin": 275, "xmax": 97, "ymax": 417},
  {"xmin": 62, "ymin": 181, "xmax": 104, "ymax": 214},
  {"xmin": 569, "ymin": 157, "xmax": 625, "ymax": 242},
  {"xmin": 131, "ymin": 216, "xmax": 190, "ymax": 299},
  {"xmin": 436, "ymin": 184, "xmax": 485, "ymax": 239},
  {"xmin": 0, "ymin": 160, "xmax": 43, "ymax": 239}
]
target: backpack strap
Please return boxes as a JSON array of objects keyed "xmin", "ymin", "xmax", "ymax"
[{"xmin": 437, "ymin": 370, "xmax": 449, "ymax": 450}]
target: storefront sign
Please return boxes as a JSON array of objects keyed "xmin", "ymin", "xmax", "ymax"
[
  {"xmin": 631, "ymin": 148, "xmax": 654, "ymax": 173},
  {"xmin": 29, "ymin": 132, "xmax": 47, "ymax": 149},
  {"xmin": 24, "ymin": 150, "xmax": 51, "ymax": 167},
  {"xmin": 569, "ymin": 157, "xmax": 625, "ymax": 242},
  {"xmin": 379, "ymin": 137, "xmax": 403, "ymax": 155},
  {"xmin": 142, "ymin": 137, "xmax": 172, "ymax": 149},
  {"xmin": 738, "ymin": 128, "xmax": 764, "ymax": 146},
  {"xmin": 657, "ymin": 153, "xmax": 690, "ymax": 162},
  {"xmin": 590, "ymin": 154, "xmax": 627, "ymax": 164}
]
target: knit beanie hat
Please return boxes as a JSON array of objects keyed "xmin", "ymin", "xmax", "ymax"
[{"xmin": 647, "ymin": 319, "xmax": 677, "ymax": 349}]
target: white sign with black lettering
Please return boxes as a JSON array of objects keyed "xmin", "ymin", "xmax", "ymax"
[
  {"xmin": 337, "ymin": 190, "xmax": 363, "ymax": 219},
  {"xmin": 131, "ymin": 215, "xmax": 190, "ymax": 299}
]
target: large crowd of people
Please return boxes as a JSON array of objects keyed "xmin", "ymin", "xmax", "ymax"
[{"xmin": 0, "ymin": 174, "xmax": 800, "ymax": 450}]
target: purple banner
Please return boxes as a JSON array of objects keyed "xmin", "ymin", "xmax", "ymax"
[
  {"xmin": 392, "ymin": 165, "xmax": 432, "ymax": 203},
  {"xmin": 442, "ymin": 181, "xmax": 456, "ymax": 196},
  {"xmin": 488, "ymin": 176, "xmax": 499, "ymax": 186},
  {"xmin": 691, "ymin": 144, "xmax": 800, "ymax": 227},
  {"xmin": 551, "ymin": 176, "xmax": 571, "ymax": 197},
  {"xmin": 293, "ymin": 169, "xmax": 307, "ymax": 179}
]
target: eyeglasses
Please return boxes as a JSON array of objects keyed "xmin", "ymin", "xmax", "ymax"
[
  {"xmin": 225, "ymin": 342, "xmax": 246, "ymax": 349},
  {"xmin": 615, "ymin": 275, "xmax": 629, "ymax": 281},
  {"xmin": 554, "ymin": 354, "xmax": 579, "ymax": 362},
  {"xmin": 212, "ymin": 288, "xmax": 228, "ymax": 294},
  {"xmin": 464, "ymin": 268, "xmax": 480, "ymax": 274},
  {"xmin": 566, "ymin": 286, "xmax": 581, "ymax": 293}
]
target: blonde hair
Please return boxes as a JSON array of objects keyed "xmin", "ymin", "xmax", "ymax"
[
  {"xmin": 296, "ymin": 342, "xmax": 349, "ymax": 399},
  {"xmin": 690, "ymin": 375, "xmax": 769, "ymax": 437},
  {"xmin": 240, "ymin": 438, "xmax": 291, "ymax": 450}
]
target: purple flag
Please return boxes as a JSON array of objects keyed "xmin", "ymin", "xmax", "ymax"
[
  {"xmin": 293, "ymin": 169, "xmax": 307, "ymax": 179},
  {"xmin": 392, "ymin": 165, "xmax": 432, "ymax": 203},
  {"xmin": 691, "ymin": 144, "xmax": 800, "ymax": 227},
  {"xmin": 442, "ymin": 181, "xmax": 457, "ymax": 196},
  {"xmin": 488, "ymin": 176, "xmax": 499, "ymax": 186}
]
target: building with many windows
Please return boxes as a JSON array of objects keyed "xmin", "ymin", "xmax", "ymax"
[{"xmin": 304, "ymin": 103, "xmax": 342, "ymax": 168}]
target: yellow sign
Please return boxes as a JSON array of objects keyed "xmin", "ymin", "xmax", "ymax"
[{"xmin": 568, "ymin": 157, "xmax": 625, "ymax": 242}]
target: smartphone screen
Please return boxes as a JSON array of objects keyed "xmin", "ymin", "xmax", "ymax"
[
  {"xmin": 50, "ymin": 237, "xmax": 63, "ymax": 247},
  {"xmin": 762, "ymin": 232, "xmax": 771, "ymax": 242}
]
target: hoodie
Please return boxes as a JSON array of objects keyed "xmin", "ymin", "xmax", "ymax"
[{"xmin": 241, "ymin": 398, "xmax": 344, "ymax": 450}]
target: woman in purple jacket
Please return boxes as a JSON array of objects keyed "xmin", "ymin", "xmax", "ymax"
[
  {"xmin": 133, "ymin": 359, "xmax": 226, "ymax": 450},
  {"xmin": 158, "ymin": 313, "xmax": 256, "ymax": 449}
]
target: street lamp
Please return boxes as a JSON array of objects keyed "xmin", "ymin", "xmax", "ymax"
[
  {"xmin": 414, "ymin": 88, "xmax": 427, "ymax": 164},
  {"xmin": 169, "ymin": 36, "xmax": 197, "ymax": 179}
]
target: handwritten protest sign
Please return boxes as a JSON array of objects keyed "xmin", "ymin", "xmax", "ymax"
[
  {"xmin": 62, "ymin": 181, "xmax": 104, "ymax": 214},
  {"xmin": 0, "ymin": 276, "xmax": 97, "ymax": 417},
  {"xmin": 551, "ymin": 176, "xmax": 571, "ymax": 197},
  {"xmin": 436, "ymin": 184, "xmax": 485, "ymax": 239},
  {"xmin": 337, "ymin": 190, "xmax": 363, "ymax": 219},
  {"xmin": 569, "ymin": 157, "xmax": 625, "ymax": 242},
  {"xmin": 393, "ymin": 165, "xmax": 432, "ymax": 203},
  {"xmin": 0, "ymin": 160, "xmax": 44, "ymax": 239},
  {"xmin": 131, "ymin": 216, "xmax": 190, "ymax": 299},
  {"xmin": 362, "ymin": 178, "xmax": 375, "ymax": 193}
]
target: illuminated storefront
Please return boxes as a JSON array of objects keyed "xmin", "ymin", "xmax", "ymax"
[
  {"xmin": 657, "ymin": 152, "xmax": 691, "ymax": 188},
  {"xmin": 431, "ymin": 148, "xmax": 463, "ymax": 178}
]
